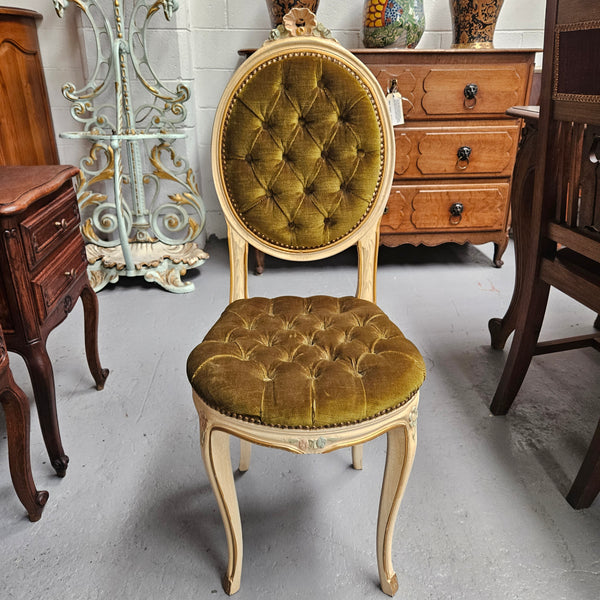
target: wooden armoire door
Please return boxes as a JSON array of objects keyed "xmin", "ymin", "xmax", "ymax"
[{"xmin": 0, "ymin": 7, "xmax": 59, "ymax": 166}]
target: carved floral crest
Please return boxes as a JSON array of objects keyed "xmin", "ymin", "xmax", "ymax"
[{"xmin": 283, "ymin": 7, "xmax": 317, "ymax": 36}]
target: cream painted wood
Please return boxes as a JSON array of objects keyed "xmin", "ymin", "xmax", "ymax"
[
  {"xmin": 377, "ymin": 420, "xmax": 418, "ymax": 596},
  {"xmin": 200, "ymin": 426, "xmax": 242, "ymax": 595},
  {"xmin": 211, "ymin": 35, "xmax": 396, "ymax": 268},
  {"xmin": 238, "ymin": 440, "xmax": 251, "ymax": 472},
  {"xmin": 352, "ymin": 444, "xmax": 364, "ymax": 470},
  {"xmin": 227, "ymin": 226, "xmax": 248, "ymax": 304},
  {"xmin": 194, "ymin": 390, "xmax": 419, "ymax": 596}
]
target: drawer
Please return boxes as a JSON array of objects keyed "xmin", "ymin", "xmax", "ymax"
[
  {"xmin": 31, "ymin": 234, "xmax": 87, "ymax": 321},
  {"xmin": 20, "ymin": 187, "xmax": 80, "ymax": 269},
  {"xmin": 368, "ymin": 63, "xmax": 531, "ymax": 120},
  {"xmin": 394, "ymin": 120, "xmax": 521, "ymax": 179},
  {"xmin": 381, "ymin": 181, "xmax": 510, "ymax": 234}
]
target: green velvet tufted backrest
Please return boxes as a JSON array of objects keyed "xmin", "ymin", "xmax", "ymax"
[{"xmin": 213, "ymin": 36, "xmax": 394, "ymax": 258}]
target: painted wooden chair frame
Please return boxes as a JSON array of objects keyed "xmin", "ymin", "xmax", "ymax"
[{"xmin": 191, "ymin": 23, "xmax": 423, "ymax": 596}]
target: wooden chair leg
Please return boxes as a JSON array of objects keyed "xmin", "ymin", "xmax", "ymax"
[
  {"xmin": 21, "ymin": 342, "xmax": 69, "ymax": 477},
  {"xmin": 80, "ymin": 284, "xmax": 109, "ymax": 390},
  {"xmin": 594, "ymin": 314, "xmax": 600, "ymax": 330},
  {"xmin": 566, "ymin": 417, "xmax": 600, "ymax": 509},
  {"xmin": 377, "ymin": 424, "xmax": 417, "ymax": 597},
  {"xmin": 253, "ymin": 248, "xmax": 264, "ymax": 276},
  {"xmin": 352, "ymin": 444, "xmax": 363, "ymax": 470},
  {"xmin": 202, "ymin": 427, "xmax": 243, "ymax": 595},
  {"xmin": 1, "ymin": 373, "xmax": 48, "ymax": 521},
  {"xmin": 490, "ymin": 279, "xmax": 551, "ymax": 415},
  {"xmin": 239, "ymin": 440, "xmax": 251, "ymax": 472}
]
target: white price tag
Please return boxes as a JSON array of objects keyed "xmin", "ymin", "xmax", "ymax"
[{"xmin": 386, "ymin": 92, "xmax": 404, "ymax": 126}]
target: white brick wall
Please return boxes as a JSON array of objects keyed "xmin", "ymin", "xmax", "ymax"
[{"xmin": 25, "ymin": 0, "xmax": 545, "ymax": 239}]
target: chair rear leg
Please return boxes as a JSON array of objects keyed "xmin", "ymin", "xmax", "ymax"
[
  {"xmin": 352, "ymin": 444, "xmax": 363, "ymax": 470},
  {"xmin": 239, "ymin": 440, "xmax": 251, "ymax": 472},
  {"xmin": 490, "ymin": 279, "xmax": 551, "ymax": 415},
  {"xmin": 566, "ymin": 417, "xmax": 600, "ymax": 509}
]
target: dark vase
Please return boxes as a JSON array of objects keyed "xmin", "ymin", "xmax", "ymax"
[
  {"xmin": 265, "ymin": 0, "xmax": 320, "ymax": 28},
  {"xmin": 450, "ymin": 0, "xmax": 504, "ymax": 48}
]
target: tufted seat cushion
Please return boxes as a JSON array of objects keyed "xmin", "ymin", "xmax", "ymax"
[
  {"xmin": 187, "ymin": 296, "xmax": 425, "ymax": 428},
  {"xmin": 221, "ymin": 53, "xmax": 384, "ymax": 250}
]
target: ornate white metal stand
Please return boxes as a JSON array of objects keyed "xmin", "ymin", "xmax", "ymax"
[{"xmin": 53, "ymin": 0, "xmax": 207, "ymax": 293}]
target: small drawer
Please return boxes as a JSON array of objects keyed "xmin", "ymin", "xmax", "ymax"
[
  {"xmin": 31, "ymin": 234, "xmax": 87, "ymax": 321},
  {"xmin": 368, "ymin": 63, "xmax": 531, "ymax": 120},
  {"xmin": 394, "ymin": 120, "xmax": 521, "ymax": 179},
  {"xmin": 421, "ymin": 67, "xmax": 526, "ymax": 117},
  {"xmin": 20, "ymin": 188, "xmax": 80, "ymax": 269},
  {"xmin": 381, "ymin": 181, "xmax": 510, "ymax": 234}
]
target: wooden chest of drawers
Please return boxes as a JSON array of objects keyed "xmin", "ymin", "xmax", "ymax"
[{"xmin": 355, "ymin": 49, "xmax": 536, "ymax": 266}]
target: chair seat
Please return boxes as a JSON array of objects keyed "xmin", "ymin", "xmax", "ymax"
[{"xmin": 187, "ymin": 296, "xmax": 425, "ymax": 428}]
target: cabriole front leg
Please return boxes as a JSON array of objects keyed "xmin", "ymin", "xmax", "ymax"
[
  {"xmin": 1, "ymin": 375, "xmax": 49, "ymax": 521},
  {"xmin": 21, "ymin": 342, "xmax": 69, "ymax": 477},
  {"xmin": 201, "ymin": 426, "xmax": 243, "ymax": 595},
  {"xmin": 80, "ymin": 283, "xmax": 109, "ymax": 390},
  {"xmin": 377, "ymin": 410, "xmax": 418, "ymax": 597}
]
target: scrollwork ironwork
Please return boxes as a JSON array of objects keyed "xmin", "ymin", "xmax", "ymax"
[{"xmin": 55, "ymin": 0, "xmax": 207, "ymax": 290}]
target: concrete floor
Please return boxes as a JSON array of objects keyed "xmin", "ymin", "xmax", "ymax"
[{"xmin": 1, "ymin": 238, "xmax": 599, "ymax": 600}]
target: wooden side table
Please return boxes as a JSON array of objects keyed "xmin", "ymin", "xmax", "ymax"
[
  {"xmin": 0, "ymin": 165, "xmax": 109, "ymax": 477},
  {"xmin": 0, "ymin": 323, "xmax": 48, "ymax": 521}
]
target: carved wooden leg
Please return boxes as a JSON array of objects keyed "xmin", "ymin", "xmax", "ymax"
[
  {"xmin": 202, "ymin": 427, "xmax": 243, "ymax": 595},
  {"xmin": 253, "ymin": 248, "xmax": 264, "ymax": 276},
  {"xmin": 566, "ymin": 417, "xmax": 600, "ymax": 509},
  {"xmin": 1, "ymin": 371, "xmax": 49, "ymax": 522},
  {"xmin": 377, "ymin": 421, "xmax": 417, "ymax": 597},
  {"xmin": 489, "ymin": 114, "xmax": 538, "ymax": 349},
  {"xmin": 352, "ymin": 444, "xmax": 363, "ymax": 470},
  {"xmin": 239, "ymin": 440, "xmax": 251, "ymax": 472},
  {"xmin": 493, "ymin": 236, "xmax": 509, "ymax": 268},
  {"xmin": 21, "ymin": 342, "xmax": 68, "ymax": 477},
  {"xmin": 490, "ymin": 279, "xmax": 551, "ymax": 416},
  {"xmin": 80, "ymin": 283, "xmax": 109, "ymax": 390}
]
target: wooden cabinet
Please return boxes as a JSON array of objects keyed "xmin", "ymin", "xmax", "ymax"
[
  {"xmin": 0, "ymin": 166, "xmax": 109, "ymax": 478},
  {"xmin": 355, "ymin": 49, "xmax": 536, "ymax": 266},
  {"xmin": 0, "ymin": 7, "xmax": 58, "ymax": 166}
]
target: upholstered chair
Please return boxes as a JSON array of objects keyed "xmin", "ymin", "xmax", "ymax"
[
  {"xmin": 187, "ymin": 12, "xmax": 426, "ymax": 595},
  {"xmin": 490, "ymin": 0, "xmax": 600, "ymax": 508}
]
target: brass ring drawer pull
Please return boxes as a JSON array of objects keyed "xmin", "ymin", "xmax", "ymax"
[
  {"xmin": 463, "ymin": 83, "xmax": 478, "ymax": 109},
  {"xmin": 449, "ymin": 202, "xmax": 464, "ymax": 225},
  {"xmin": 54, "ymin": 218, "xmax": 69, "ymax": 231},
  {"xmin": 456, "ymin": 146, "xmax": 471, "ymax": 169},
  {"xmin": 64, "ymin": 268, "xmax": 76, "ymax": 278}
]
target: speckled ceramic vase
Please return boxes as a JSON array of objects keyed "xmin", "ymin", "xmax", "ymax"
[
  {"xmin": 363, "ymin": 0, "xmax": 425, "ymax": 48},
  {"xmin": 265, "ymin": 0, "xmax": 320, "ymax": 27},
  {"xmin": 450, "ymin": 0, "xmax": 504, "ymax": 48}
]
